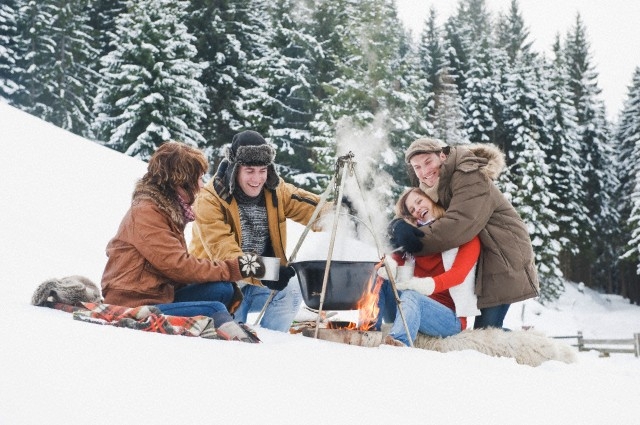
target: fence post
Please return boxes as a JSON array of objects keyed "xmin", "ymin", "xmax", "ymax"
[
  {"xmin": 577, "ymin": 331, "xmax": 584, "ymax": 352},
  {"xmin": 634, "ymin": 333, "xmax": 640, "ymax": 358}
]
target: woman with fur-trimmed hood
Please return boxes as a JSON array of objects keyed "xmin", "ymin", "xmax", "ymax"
[
  {"xmin": 189, "ymin": 130, "xmax": 322, "ymax": 332},
  {"xmin": 388, "ymin": 138, "xmax": 540, "ymax": 329},
  {"xmin": 101, "ymin": 142, "xmax": 266, "ymax": 340}
]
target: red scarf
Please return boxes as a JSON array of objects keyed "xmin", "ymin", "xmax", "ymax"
[{"xmin": 177, "ymin": 196, "xmax": 195, "ymax": 223}]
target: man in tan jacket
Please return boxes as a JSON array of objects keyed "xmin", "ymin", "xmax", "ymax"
[{"xmin": 190, "ymin": 131, "xmax": 322, "ymax": 332}]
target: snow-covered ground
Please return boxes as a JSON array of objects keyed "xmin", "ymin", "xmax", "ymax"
[{"xmin": 1, "ymin": 102, "xmax": 639, "ymax": 424}]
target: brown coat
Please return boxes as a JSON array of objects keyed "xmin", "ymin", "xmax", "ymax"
[
  {"xmin": 189, "ymin": 162, "xmax": 321, "ymax": 286},
  {"xmin": 413, "ymin": 144, "xmax": 540, "ymax": 308},
  {"xmin": 101, "ymin": 181, "xmax": 242, "ymax": 307}
]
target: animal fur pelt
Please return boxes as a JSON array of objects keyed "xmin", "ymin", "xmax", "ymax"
[
  {"xmin": 31, "ymin": 275, "xmax": 103, "ymax": 306},
  {"xmin": 412, "ymin": 328, "xmax": 577, "ymax": 367}
]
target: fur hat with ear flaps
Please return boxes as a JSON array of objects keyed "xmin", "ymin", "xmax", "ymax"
[{"xmin": 222, "ymin": 130, "xmax": 280, "ymax": 195}]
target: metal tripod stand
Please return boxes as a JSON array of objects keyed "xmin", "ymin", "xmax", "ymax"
[{"xmin": 288, "ymin": 152, "xmax": 414, "ymax": 347}]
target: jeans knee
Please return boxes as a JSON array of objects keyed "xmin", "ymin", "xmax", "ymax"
[{"xmin": 400, "ymin": 290, "xmax": 421, "ymax": 306}]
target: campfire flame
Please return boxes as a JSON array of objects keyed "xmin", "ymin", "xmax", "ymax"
[
  {"xmin": 325, "ymin": 261, "xmax": 384, "ymax": 331},
  {"xmin": 355, "ymin": 273, "xmax": 383, "ymax": 330}
]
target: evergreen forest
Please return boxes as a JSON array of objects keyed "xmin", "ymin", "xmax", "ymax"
[{"xmin": 2, "ymin": 0, "xmax": 640, "ymax": 304}]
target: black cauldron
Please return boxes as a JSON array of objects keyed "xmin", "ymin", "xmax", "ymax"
[{"xmin": 291, "ymin": 260, "xmax": 378, "ymax": 310}]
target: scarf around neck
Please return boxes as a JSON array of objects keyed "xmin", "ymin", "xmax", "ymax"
[{"xmin": 177, "ymin": 196, "xmax": 195, "ymax": 223}]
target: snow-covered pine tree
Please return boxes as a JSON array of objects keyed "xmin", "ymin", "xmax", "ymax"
[
  {"xmin": 232, "ymin": 0, "xmax": 276, "ymax": 135},
  {"xmin": 418, "ymin": 7, "xmax": 467, "ymax": 145},
  {"xmin": 310, "ymin": 0, "xmax": 382, "ymax": 174},
  {"xmin": 443, "ymin": 0, "xmax": 492, "ymax": 100},
  {"xmin": 13, "ymin": 1, "xmax": 55, "ymax": 119},
  {"xmin": 431, "ymin": 68, "xmax": 467, "ymax": 146},
  {"xmin": 442, "ymin": 0, "xmax": 497, "ymax": 145},
  {"xmin": 462, "ymin": 52, "xmax": 497, "ymax": 144},
  {"xmin": 418, "ymin": 7, "xmax": 446, "ymax": 120},
  {"xmin": 494, "ymin": 0, "xmax": 533, "ymax": 64},
  {"xmin": 305, "ymin": 0, "xmax": 359, "ymax": 173},
  {"xmin": 564, "ymin": 13, "xmax": 620, "ymax": 290},
  {"xmin": 14, "ymin": 0, "xmax": 98, "ymax": 137},
  {"xmin": 501, "ymin": 57, "xmax": 564, "ymax": 302},
  {"xmin": 543, "ymin": 36, "xmax": 590, "ymax": 278},
  {"xmin": 491, "ymin": 0, "xmax": 533, "ymax": 160},
  {"xmin": 185, "ymin": 0, "xmax": 270, "ymax": 162},
  {"xmin": 0, "ymin": 0, "xmax": 21, "ymax": 102},
  {"xmin": 358, "ymin": 0, "xmax": 424, "ymax": 193},
  {"xmin": 93, "ymin": 0, "xmax": 207, "ymax": 160},
  {"xmin": 260, "ymin": 0, "xmax": 324, "ymax": 191},
  {"xmin": 86, "ymin": 0, "xmax": 128, "ymax": 59},
  {"xmin": 299, "ymin": 0, "xmax": 420, "ymax": 210},
  {"xmin": 616, "ymin": 67, "xmax": 640, "ymax": 303}
]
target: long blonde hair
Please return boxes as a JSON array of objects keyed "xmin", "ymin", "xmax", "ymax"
[{"xmin": 395, "ymin": 187, "xmax": 445, "ymax": 225}]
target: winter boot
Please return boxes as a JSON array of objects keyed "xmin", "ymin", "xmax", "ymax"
[{"xmin": 212, "ymin": 311, "xmax": 260, "ymax": 343}]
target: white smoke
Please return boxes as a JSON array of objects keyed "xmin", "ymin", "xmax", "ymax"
[{"xmin": 329, "ymin": 113, "xmax": 398, "ymax": 255}]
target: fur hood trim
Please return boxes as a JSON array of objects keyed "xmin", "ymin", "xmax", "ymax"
[
  {"xmin": 132, "ymin": 180, "xmax": 185, "ymax": 229},
  {"xmin": 465, "ymin": 143, "xmax": 506, "ymax": 181}
]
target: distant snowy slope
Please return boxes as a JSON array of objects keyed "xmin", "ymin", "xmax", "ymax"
[{"xmin": 0, "ymin": 102, "xmax": 146, "ymax": 303}]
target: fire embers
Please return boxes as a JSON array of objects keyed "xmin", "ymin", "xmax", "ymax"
[{"xmin": 326, "ymin": 320, "xmax": 357, "ymax": 330}]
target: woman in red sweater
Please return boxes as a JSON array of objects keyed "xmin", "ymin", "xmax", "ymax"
[{"xmin": 381, "ymin": 188, "xmax": 481, "ymax": 346}]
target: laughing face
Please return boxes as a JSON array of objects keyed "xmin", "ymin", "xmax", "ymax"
[
  {"xmin": 236, "ymin": 165, "xmax": 268, "ymax": 197},
  {"xmin": 408, "ymin": 152, "xmax": 446, "ymax": 188},
  {"xmin": 405, "ymin": 190, "xmax": 437, "ymax": 224}
]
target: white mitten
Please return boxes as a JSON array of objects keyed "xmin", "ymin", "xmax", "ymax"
[
  {"xmin": 378, "ymin": 257, "xmax": 399, "ymax": 280},
  {"xmin": 395, "ymin": 276, "xmax": 435, "ymax": 296}
]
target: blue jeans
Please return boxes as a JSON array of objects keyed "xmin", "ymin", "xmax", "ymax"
[
  {"xmin": 233, "ymin": 277, "xmax": 302, "ymax": 332},
  {"xmin": 374, "ymin": 279, "xmax": 397, "ymax": 331},
  {"xmin": 155, "ymin": 281, "xmax": 235, "ymax": 317},
  {"xmin": 389, "ymin": 290, "xmax": 462, "ymax": 346},
  {"xmin": 473, "ymin": 304, "xmax": 510, "ymax": 329}
]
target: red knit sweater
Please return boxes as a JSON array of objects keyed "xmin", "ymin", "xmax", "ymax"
[{"xmin": 393, "ymin": 236, "xmax": 481, "ymax": 330}]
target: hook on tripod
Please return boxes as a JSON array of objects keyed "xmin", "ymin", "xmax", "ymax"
[{"xmin": 332, "ymin": 151, "xmax": 355, "ymax": 197}]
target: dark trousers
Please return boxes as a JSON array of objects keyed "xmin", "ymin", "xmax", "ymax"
[{"xmin": 473, "ymin": 303, "xmax": 510, "ymax": 329}]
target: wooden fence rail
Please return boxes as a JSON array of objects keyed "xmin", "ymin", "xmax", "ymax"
[{"xmin": 552, "ymin": 332, "xmax": 640, "ymax": 357}]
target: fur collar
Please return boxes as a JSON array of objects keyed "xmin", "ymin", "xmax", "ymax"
[
  {"xmin": 465, "ymin": 143, "xmax": 506, "ymax": 181},
  {"xmin": 132, "ymin": 180, "xmax": 185, "ymax": 229}
]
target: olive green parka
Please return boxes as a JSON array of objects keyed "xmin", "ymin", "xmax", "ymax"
[{"xmin": 410, "ymin": 143, "xmax": 540, "ymax": 308}]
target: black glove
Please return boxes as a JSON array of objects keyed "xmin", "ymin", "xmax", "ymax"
[
  {"xmin": 388, "ymin": 218, "xmax": 424, "ymax": 253},
  {"xmin": 262, "ymin": 265, "xmax": 296, "ymax": 291},
  {"xmin": 238, "ymin": 253, "xmax": 266, "ymax": 279}
]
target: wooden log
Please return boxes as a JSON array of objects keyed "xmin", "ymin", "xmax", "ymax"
[{"xmin": 302, "ymin": 328, "xmax": 383, "ymax": 347}]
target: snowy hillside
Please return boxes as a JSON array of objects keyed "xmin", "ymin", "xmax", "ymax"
[{"xmin": 1, "ymin": 102, "xmax": 639, "ymax": 425}]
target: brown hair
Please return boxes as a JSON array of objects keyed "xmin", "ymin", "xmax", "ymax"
[
  {"xmin": 395, "ymin": 187, "xmax": 445, "ymax": 225},
  {"xmin": 143, "ymin": 141, "xmax": 208, "ymax": 203}
]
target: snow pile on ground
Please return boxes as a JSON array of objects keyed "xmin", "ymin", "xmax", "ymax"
[{"xmin": 1, "ymin": 103, "xmax": 639, "ymax": 425}]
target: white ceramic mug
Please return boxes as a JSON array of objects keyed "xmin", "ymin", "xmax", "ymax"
[{"xmin": 261, "ymin": 257, "xmax": 281, "ymax": 281}]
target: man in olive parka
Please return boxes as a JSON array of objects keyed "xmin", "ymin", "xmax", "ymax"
[{"xmin": 390, "ymin": 138, "xmax": 540, "ymax": 328}]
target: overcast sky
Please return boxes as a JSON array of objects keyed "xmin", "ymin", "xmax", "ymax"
[{"xmin": 395, "ymin": 0, "xmax": 640, "ymax": 121}]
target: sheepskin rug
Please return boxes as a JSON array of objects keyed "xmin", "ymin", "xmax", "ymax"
[
  {"xmin": 382, "ymin": 323, "xmax": 578, "ymax": 366},
  {"xmin": 410, "ymin": 328, "xmax": 577, "ymax": 367}
]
